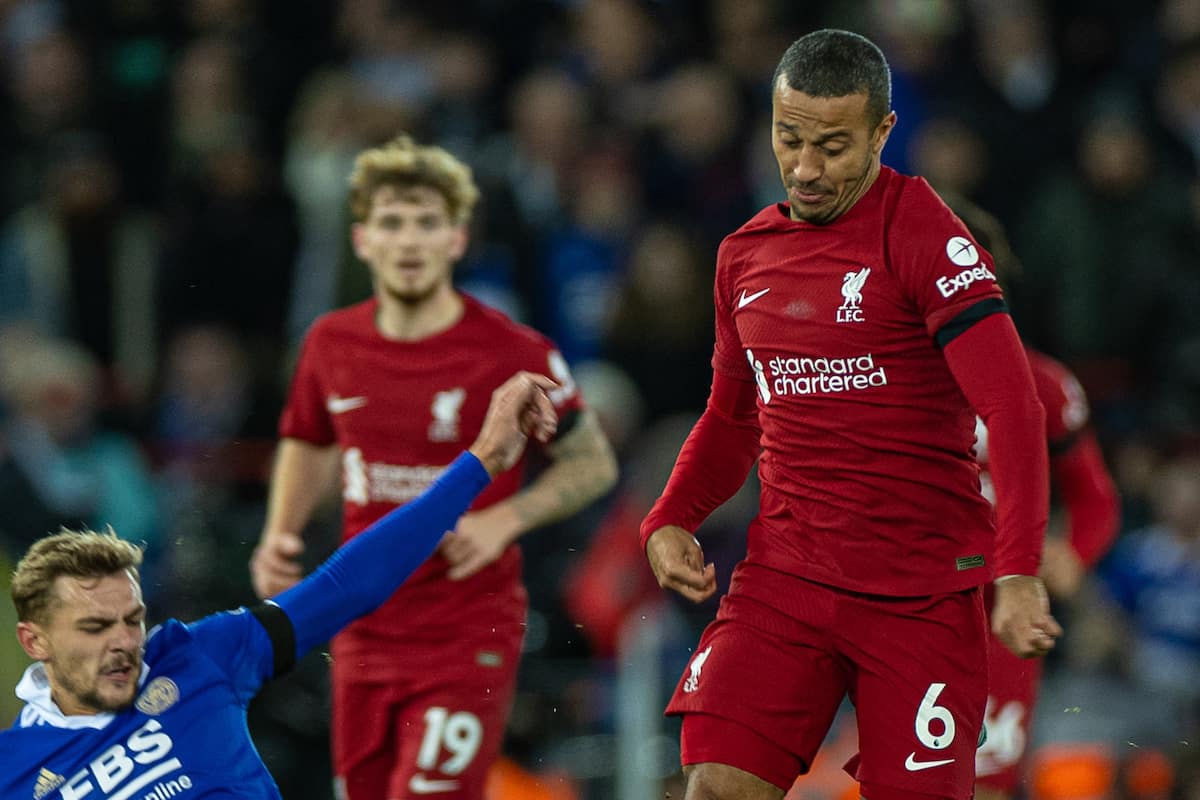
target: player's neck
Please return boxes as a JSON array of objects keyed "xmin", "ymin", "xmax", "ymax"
[{"xmin": 375, "ymin": 285, "xmax": 464, "ymax": 341}]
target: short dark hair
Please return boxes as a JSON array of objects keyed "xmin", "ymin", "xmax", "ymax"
[{"xmin": 773, "ymin": 29, "xmax": 892, "ymax": 127}]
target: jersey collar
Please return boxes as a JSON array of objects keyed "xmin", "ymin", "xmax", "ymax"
[{"xmin": 15, "ymin": 661, "xmax": 151, "ymax": 730}]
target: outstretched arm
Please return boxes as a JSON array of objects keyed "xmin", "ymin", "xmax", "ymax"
[
  {"xmin": 439, "ymin": 406, "xmax": 618, "ymax": 580},
  {"xmin": 268, "ymin": 372, "xmax": 558, "ymax": 662}
]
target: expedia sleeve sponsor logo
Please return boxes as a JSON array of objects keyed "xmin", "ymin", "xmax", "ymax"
[
  {"xmin": 935, "ymin": 265, "xmax": 997, "ymax": 298},
  {"xmin": 760, "ymin": 352, "xmax": 889, "ymax": 398},
  {"xmin": 58, "ymin": 719, "xmax": 190, "ymax": 799}
]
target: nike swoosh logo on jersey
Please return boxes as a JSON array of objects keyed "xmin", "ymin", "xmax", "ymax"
[
  {"xmin": 737, "ymin": 287, "xmax": 770, "ymax": 308},
  {"xmin": 327, "ymin": 395, "xmax": 368, "ymax": 414},
  {"xmin": 905, "ymin": 753, "xmax": 955, "ymax": 771},
  {"xmin": 408, "ymin": 774, "xmax": 462, "ymax": 794}
]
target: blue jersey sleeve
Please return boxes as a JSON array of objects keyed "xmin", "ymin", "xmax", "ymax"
[
  {"xmin": 271, "ymin": 451, "xmax": 491, "ymax": 663},
  {"xmin": 184, "ymin": 609, "xmax": 276, "ymax": 703}
]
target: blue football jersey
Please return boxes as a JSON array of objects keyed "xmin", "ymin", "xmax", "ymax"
[
  {"xmin": 0, "ymin": 610, "xmax": 284, "ymax": 799},
  {"xmin": 0, "ymin": 451, "xmax": 493, "ymax": 800}
]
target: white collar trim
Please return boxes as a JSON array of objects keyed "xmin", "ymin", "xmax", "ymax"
[{"xmin": 15, "ymin": 661, "xmax": 150, "ymax": 730}]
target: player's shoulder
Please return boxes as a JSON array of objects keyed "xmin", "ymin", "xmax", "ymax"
[
  {"xmin": 144, "ymin": 617, "xmax": 193, "ymax": 656},
  {"xmin": 460, "ymin": 293, "xmax": 559, "ymax": 352},
  {"xmin": 881, "ymin": 167, "xmax": 959, "ymax": 226},
  {"xmin": 304, "ymin": 299, "xmax": 377, "ymax": 342},
  {"xmin": 716, "ymin": 204, "xmax": 791, "ymax": 275},
  {"xmin": 1024, "ymin": 347, "xmax": 1074, "ymax": 383},
  {"xmin": 724, "ymin": 203, "xmax": 791, "ymax": 243},
  {"xmin": 1025, "ymin": 346, "xmax": 1090, "ymax": 432}
]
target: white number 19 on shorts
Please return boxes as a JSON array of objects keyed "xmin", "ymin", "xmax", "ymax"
[{"xmin": 417, "ymin": 707, "xmax": 484, "ymax": 775}]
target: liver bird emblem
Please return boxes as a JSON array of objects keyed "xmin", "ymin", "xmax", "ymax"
[{"xmin": 841, "ymin": 267, "xmax": 871, "ymax": 309}]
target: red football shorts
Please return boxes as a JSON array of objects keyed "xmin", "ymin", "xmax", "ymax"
[
  {"xmin": 330, "ymin": 634, "xmax": 522, "ymax": 800},
  {"xmin": 670, "ymin": 561, "xmax": 988, "ymax": 800},
  {"xmin": 976, "ymin": 584, "xmax": 1042, "ymax": 793}
]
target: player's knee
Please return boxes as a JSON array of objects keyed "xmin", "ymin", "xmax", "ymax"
[
  {"xmin": 683, "ymin": 762, "xmax": 785, "ymax": 800},
  {"xmin": 859, "ymin": 781, "xmax": 963, "ymax": 800}
]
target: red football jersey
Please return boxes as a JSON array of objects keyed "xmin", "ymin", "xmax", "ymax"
[
  {"xmin": 715, "ymin": 166, "xmax": 1004, "ymax": 596},
  {"xmin": 280, "ymin": 294, "xmax": 583, "ymax": 673}
]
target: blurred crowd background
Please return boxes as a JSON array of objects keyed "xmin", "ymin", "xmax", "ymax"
[{"xmin": 0, "ymin": 0, "xmax": 1198, "ymax": 799}]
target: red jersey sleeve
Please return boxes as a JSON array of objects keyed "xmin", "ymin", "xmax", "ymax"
[
  {"xmin": 542, "ymin": 348, "xmax": 585, "ymax": 417},
  {"xmin": 711, "ymin": 237, "xmax": 756, "ymax": 381},
  {"xmin": 943, "ymin": 314, "xmax": 1048, "ymax": 578},
  {"xmin": 279, "ymin": 323, "xmax": 336, "ymax": 445},
  {"xmin": 639, "ymin": 369, "xmax": 761, "ymax": 550},
  {"xmin": 1029, "ymin": 351, "xmax": 1120, "ymax": 567}
]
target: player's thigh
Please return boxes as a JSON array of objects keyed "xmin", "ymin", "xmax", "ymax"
[
  {"xmin": 844, "ymin": 587, "xmax": 988, "ymax": 800},
  {"xmin": 386, "ymin": 655, "xmax": 521, "ymax": 799},
  {"xmin": 975, "ymin": 630, "xmax": 1043, "ymax": 794},
  {"xmin": 669, "ymin": 579, "xmax": 849, "ymax": 790},
  {"xmin": 331, "ymin": 680, "xmax": 400, "ymax": 800},
  {"xmin": 684, "ymin": 760, "xmax": 788, "ymax": 800}
]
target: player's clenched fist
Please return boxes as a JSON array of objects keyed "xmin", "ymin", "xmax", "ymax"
[
  {"xmin": 991, "ymin": 574, "xmax": 1063, "ymax": 658},
  {"xmin": 250, "ymin": 530, "xmax": 305, "ymax": 599},
  {"xmin": 469, "ymin": 371, "xmax": 558, "ymax": 477},
  {"xmin": 645, "ymin": 525, "xmax": 717, "ymax": 603}
]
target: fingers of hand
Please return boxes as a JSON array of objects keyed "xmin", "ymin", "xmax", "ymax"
[
  {"xmin": 250, "ymin": 552, "xmax": 301, "ymax": 597},
  {"xmin": 448, "ymin": 558, "xmax": 483, "ymax": 581},
  {"xmin": 269, "ymin": 533, "xmax": 305, "ymax": 558},
  {"xmin": 440, "ymin": 532, "xmax": 469, "ymax": 563},
  {"xmin": 520, "ymin": 372, "xmax": 559, "ymax": 393},
  {"xmin": 447, "ymin": 544, "xmax": 498, "ymax": 580},
  {"xmin": 255, "ymin": 548, "xmax": 303, "ymax": 578},
  {"xmin": 660, "ymin": 561, "xmax": 717, "ymax": 603},
  {"xmin": 1004, "ymin": 620, "xmax": 1060, "ymax": 658}
]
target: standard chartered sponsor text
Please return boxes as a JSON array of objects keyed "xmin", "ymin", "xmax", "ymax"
[
  {"xmin": 767, "ymin": 353, "xmax": 888, "ymax": 396},
  {"xmin": 367, "ymin": 463, "xmax": 446, "ymax": 503}
]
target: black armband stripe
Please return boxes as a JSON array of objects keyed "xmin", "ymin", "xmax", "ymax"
[
  {"xmin": 934, "ymin": 298, "xmax": 1009, "ymax": 348},
  {"xmin": 251, "ymin": 602, "xmax": 296, "ymax": 677},
  {"xmin": 552, "ymin": 407, "xmax": 582, "ymax": 440},
  {"xmin": 1048, "ymin": 430, "xmax": 1082, "ymax": 457}
]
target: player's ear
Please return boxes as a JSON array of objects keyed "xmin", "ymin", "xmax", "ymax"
[
  {"xmin": 16, "ymin": 621, "xmax": 50, "ymax": 661},
  {"xmin": 448, "ymin": 225, "xmax": 470, "ymax": 261},
  {"xmin": 872, "ymin": 111, "xmax": 897, "ymax": 155},
  {"xmin": 350, "ymin": 222, "xmax": 369, "ymax": 261}
]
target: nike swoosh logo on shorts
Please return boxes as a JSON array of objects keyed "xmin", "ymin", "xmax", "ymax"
[
  {"xmin": 737, "ymin": 287, "xmax": 770, "ymax": 308},
  {"xmin": 408, "ymin": 774, "xmax": 461, "ymax": 794},
  {"xmin": 327, "ymin": 395, "xmax": 368, "ymax": 414},
  {"xmin": 905, "ymin": 753, "xmax": 956, "ymax": 771}
]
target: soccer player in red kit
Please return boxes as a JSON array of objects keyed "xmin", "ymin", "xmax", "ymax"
[
  {"xmin": 947, "ymin": 198, "xmax": 1121, "ymax": 800},
  {"xmin": 249, "ymin": 135, "xmax": 618, "ymax": 800},
  {"xmin": 640, "ymin": 30, "xmax": 1062, "ymax": 800}
]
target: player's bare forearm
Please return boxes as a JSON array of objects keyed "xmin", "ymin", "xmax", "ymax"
[
  {"xmin": 251, "ymin": 438, "xmax": 340, "ymax": 597},
  {"xmin": 262, "ymin": 439, "xmax": 341, "ymax": 535},
  {"xmin": 506, "ymin": 408, "xmax": 618, "ymax": 533},
  {"xmin": 441, "ymin": 408, "xmax": 617, "ymax": 580}
]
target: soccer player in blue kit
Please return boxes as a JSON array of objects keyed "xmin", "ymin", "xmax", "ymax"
[{"xmin": 0, "ymin": 371, "xmax": 558, "ymax": 799}]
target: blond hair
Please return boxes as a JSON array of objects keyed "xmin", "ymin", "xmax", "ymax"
[
  {"xmin": 347, "ymin": 134, "xmax": 480, "ymax": 225},
  {"xmin": 11, "ymin": 527, "xmax": 143, "ymax": 624}
]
